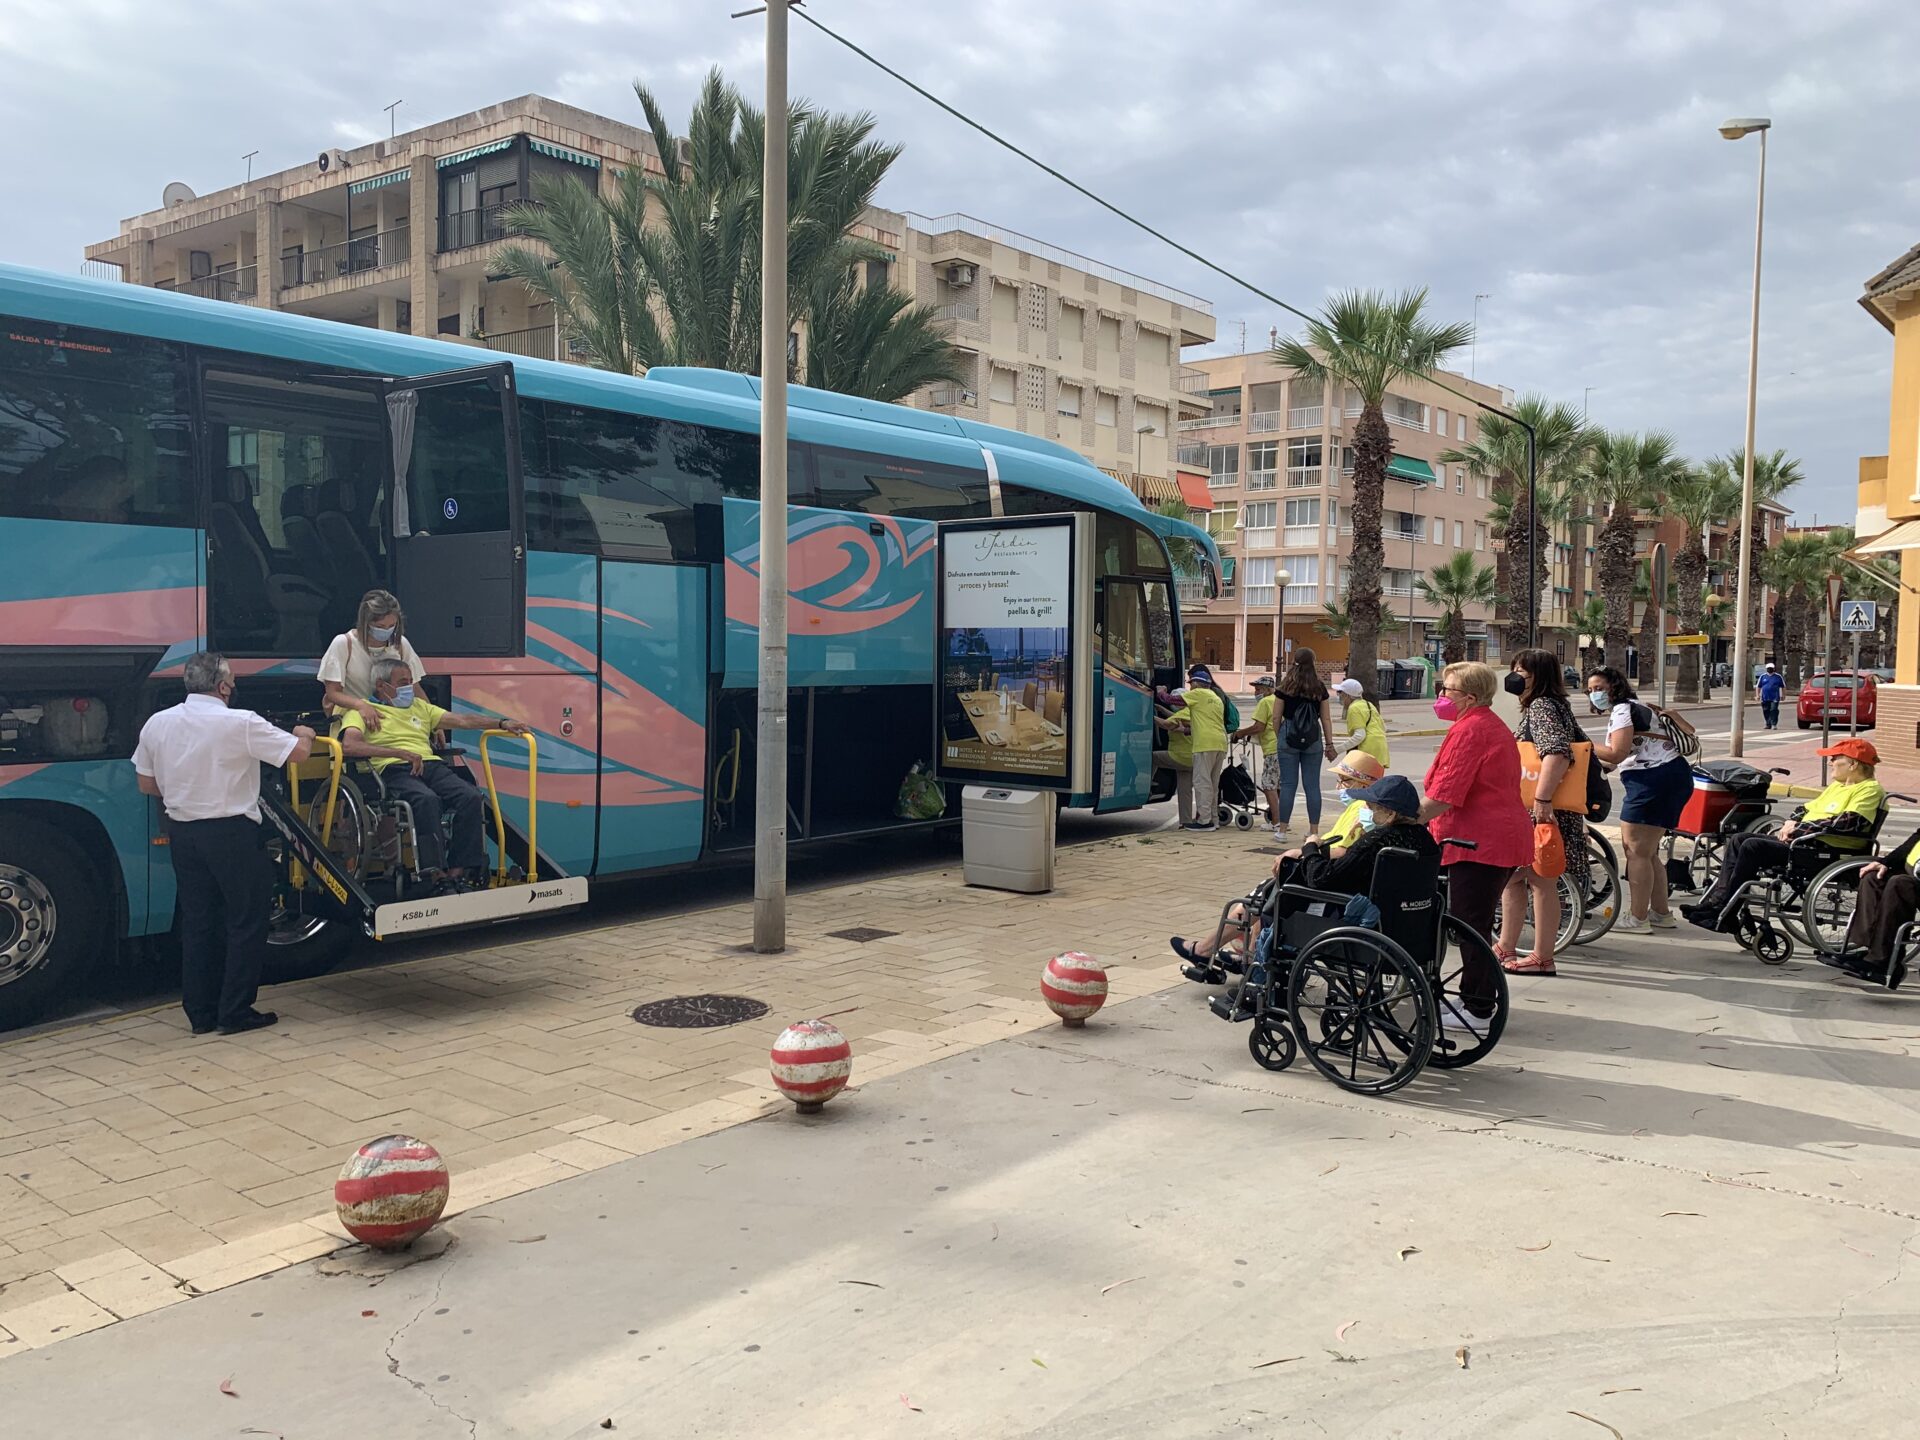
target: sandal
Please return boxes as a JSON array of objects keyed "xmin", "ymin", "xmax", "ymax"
[
  {"xmin": 1501, "ymin": 952, "xmax": 1558, "ymax": 976},
  {"xmin": 1491, "ymin": 941, "xmax": 1519, "ymax": 966}
]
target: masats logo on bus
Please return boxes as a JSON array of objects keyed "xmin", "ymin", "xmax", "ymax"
[{"xmin": 526, "ymin": 885, "xmax": 567, "ymax": 903}]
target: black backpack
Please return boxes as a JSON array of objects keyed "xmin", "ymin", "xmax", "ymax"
[{"xmin": 1281, "ymin": 693, "xmax": 1321, "ymax": 749}]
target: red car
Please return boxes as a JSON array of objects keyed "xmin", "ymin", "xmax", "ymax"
[{"xmin": 1796, "ymin": 670, "xmax": 1877, "ymax": 730}]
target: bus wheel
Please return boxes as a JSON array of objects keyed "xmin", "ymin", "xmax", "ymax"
[
  {"xmin": 0, "ymin": 816, "xmax": 105, "ymax": 1031},
  {"xmin": 261, "ymin": 904, "xmax": 353, "ymax": 985}
]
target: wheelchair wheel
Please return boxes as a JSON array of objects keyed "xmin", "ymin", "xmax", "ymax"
[
  {"xmin": 1287, "ymin": 928, "xmax": 1434, "ymax": 1096},
  {"xmin": 1801, "ymin": 859, "xmax": 1870, "ymax": 957},
  {"xmin": 1247, "ymin": 1017, "xmax": 1297, "ymax": 1072},
  {"xmin": 1235, "ymin": 811, "xmax": 1255, "ymax": 831},
  {"xmin": 1573, "ymin": 832, "xmax": 1621, "ymax": 945},
  {"xmin": 1217, "ymin": 805, "xmax": 1233, "ymax": 828},
  {"xmin": 1686, "ymin": 836, "xmax": 1723, "ymax": 894},
  {"xmin": 1417, "ymin": 918, "xmax": 1510, "ymax": 1069}
]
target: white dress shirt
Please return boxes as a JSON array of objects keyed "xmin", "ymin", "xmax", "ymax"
[{"xmin": 132, "ymin": 694, "xmax": 301, "ymax": 822}]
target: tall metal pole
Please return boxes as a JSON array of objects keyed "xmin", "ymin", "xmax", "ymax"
[
  {"xmin": 1524, "ymin": 423, "xmax": 1538, "ymax": 649},
  {"xmin": 753, "ymin": 0, "xmax": 790, "ymax": 953},
  {"xmin": 1727, "ymin": 125, "xmax": 1767, "ymax": 758}
]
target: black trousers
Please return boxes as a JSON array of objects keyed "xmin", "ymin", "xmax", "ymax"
[
  {"xmin": 385, "ymin": 763, "xmax": 486, "ymax": 873},
  {"xmin": 1446, "ymin": 860, "xmax": 1514, "ymax": 1019},
  {"xmin": 170, "ymin": 816, "xmax": 272, "ymax": 1029},
  {"xmin": 1846, "ymin": 869, "xmax": 1920, "ymax": 969},
  {"xmin": 1698, "ymin": 834, "xmax": 1793, "ymax": 914}
]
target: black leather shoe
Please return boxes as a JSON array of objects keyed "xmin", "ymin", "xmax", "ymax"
[
  {"xmin": 218, "ymin": 1009, "xmax": 279, "ymax": 1035},
  {"xmin": 1888, "ymin": 958, "xmax": 1908, "ymax": 994},
  {"xmin": 190, "ymin": 1021, "xmax": 217, "ymax": 1036}
]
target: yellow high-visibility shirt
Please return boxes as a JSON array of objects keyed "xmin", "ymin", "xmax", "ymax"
[
  {"xmin": 339, "ymin": 698, "xmax": 449, "ymax": 771},
  {"xmin": 1799, "ymin": 779, "xmax": 1885, "ymax": 852}
]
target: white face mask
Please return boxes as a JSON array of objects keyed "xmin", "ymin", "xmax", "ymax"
[{"xmin": 1587, "ymin": 691, "xmax": 1610, "ymax": 713}]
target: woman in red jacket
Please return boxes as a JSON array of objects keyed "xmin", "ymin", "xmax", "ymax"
[{"xmin": 1418, "ymin": 661, "xmax": 1534, "ymax": 1024}]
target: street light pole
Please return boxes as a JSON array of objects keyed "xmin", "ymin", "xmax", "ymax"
[
  {"xmin": 753, "ymin": 0, "xmax": 790, "ymax": 953},
  {"xmin": 1721, "ymin": 116, "xmax": 1770, "ymax": 758}
]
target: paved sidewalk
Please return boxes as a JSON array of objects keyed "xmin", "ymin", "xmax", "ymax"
[{"xmin": 1, "ymin": 825, "xmax": 1245, "ymax": 1355}]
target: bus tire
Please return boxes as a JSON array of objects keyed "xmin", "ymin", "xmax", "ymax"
[
  {"xmin": 261, "ymin": 917, "xmax": 354, "ymax": 985},
  {"xmin": 0, "ymin": 815, "xmax": 107, "ymax": 1031}
]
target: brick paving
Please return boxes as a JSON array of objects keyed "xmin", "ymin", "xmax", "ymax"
[{"xmin": 0, "ymin": 826, "xmax": 1242, "ymax": 1356}]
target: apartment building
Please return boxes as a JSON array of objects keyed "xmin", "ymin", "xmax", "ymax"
[
  {"xmin": 80, "ymin": 99, "xmax": 1219, "ymax": 508},
  {"xmin": 898, "ymin": 213, "xmax": 1217, "ymax": 502},
  {"xmin": 1176, "ymin": 352, "xmax": 1508, "ymax": 686}
]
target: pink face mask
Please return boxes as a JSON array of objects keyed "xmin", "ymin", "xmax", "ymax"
[{"xmin": 1433, "ymin": 694, "xmax": 1463, "ymax": 722}]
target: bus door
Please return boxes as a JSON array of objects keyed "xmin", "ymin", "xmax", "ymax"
[
  {"xmin": 381, "ymin": 364, "xmax": 525, "ymax": 656},
  {"xmin": 1094, "ymin": 576, "xmax": 1158, "ymax": 813}
]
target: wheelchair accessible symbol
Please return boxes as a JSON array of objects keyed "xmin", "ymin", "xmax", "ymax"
[{"xmin": 443, "ymin": 497, "xmax": 459, "ymax": 521}]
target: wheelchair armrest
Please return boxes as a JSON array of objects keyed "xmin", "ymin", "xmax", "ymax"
[{"xmin": 1276, "ymin": 884, "xmax": 1351, "ymax": 907}]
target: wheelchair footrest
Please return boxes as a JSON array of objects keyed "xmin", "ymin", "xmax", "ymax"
[{"xmin": 1208, "ymin": 993, "xmax": 1255, "ymax": 1024}]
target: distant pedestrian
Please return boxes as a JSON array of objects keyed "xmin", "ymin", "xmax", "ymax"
[
  {"xmin": 1757, "ymin": 663, "xmax": 1784, "ymax": 730},
  {"xmin": 1332, "ymin": 676, "xmax": 1390, "ymax": 768},
  {"xmin": 1271, "ymin": 648, "xmax": 1337, "ymax": 840},
  {"xmin": 132, "ymin": 652, "xmax": 315, "ymax": 1036}
]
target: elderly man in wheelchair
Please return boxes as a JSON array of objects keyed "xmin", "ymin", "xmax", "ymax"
[
  {"xmin": 1180, "ymin": 774, "xmax": 1510, "ymax": 1096},
  {"xmin": 1681, "ymin": 738, "xmax": 1888, "ymax": 962},
  {"xmin": 336, "ymin": 657, "xmax": 529, "ymax": 897}
]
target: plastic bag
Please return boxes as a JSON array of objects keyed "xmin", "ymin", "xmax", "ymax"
[
  {"xmin": 1531, "ymin": 821, "xmax": 1567, "ymax": 879},
  {"xmin": 895, "ymin": 762, "xmax": 947, "ymax": 821}
]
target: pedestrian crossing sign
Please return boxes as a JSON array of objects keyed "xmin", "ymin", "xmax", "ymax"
[{"xmin": 1840, "ymin": 600, "xmax": 1877, "ymax": 633}]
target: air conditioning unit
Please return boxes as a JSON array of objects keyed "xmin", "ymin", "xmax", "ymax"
[
  {"xmin": 317, "ymin": 148, "xmax": 351, "ymax": 174},
  {"xmin": 946, "ymin": 262, "xmax": 976, "ymax": 287},
  {"xmin": 961, "ymin": 389, "xmax": 977, "ymax": 405}
]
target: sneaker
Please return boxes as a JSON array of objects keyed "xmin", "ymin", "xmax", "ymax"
[
  {"xmin": 1181, "ymin": 822, "xmax": 1218, "ymax": 832},
  {"xmin": 1439, "ymin": 1000, "xmax": 1488, "ymax": 1038},
  {"xmin": 1272, "ymin": 826, "xmax": 1291, "ymax": 841},
  {"xmin": 1614, "ymin": 915, "xmax": 1652, "ymax": 935},
  {"xmin": 1648, "ymin": 910, "xmax": 1678, "ymax": 931}
]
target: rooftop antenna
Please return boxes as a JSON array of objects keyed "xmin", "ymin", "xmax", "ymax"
[
  {"xmin": 242, "ymin": 150, "xmax": 260, "ymax": 182},
  {"xmin": 384, "ymin": 99, "xmax": 404, "ymax": 139},
  {"xmin": 1236, "ymin": 320, "xmax": 1246, "ymax": 353}
]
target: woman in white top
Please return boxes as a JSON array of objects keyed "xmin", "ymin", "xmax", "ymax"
[
  {"xmin": 317, "ymin": 589, "xmax": 425, "ymax": 733},
  {"xmin": 1586, "ymin": 665, "xmax": 1693, "ymax": 934}
]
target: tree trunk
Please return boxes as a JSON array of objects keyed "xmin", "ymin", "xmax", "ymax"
[
  {"xmin": 1444, "ymin": 608, "xmax": 1466, "ymax": 664},
  {"xmin": 1596, "ymin": 505, "xmax": 1637, "ymax": 668},
  {"xmin": 1345, "ymin": 405, "xmax": 1391, "ymax": 696},
  {"xmin": 1636, "ymin": 591, "xmax": 1662, "ymax": 692},
  {"xmin": 1673, "ymin": 536, "xmax": 1707, "ymax": 701},
  {"xmin": 1781, "ymin": 590, "xmax": 1808, "ymax": 690}
]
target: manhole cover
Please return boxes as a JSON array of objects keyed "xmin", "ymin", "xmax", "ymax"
[
  {"xmin": 827, "ymin": 927, "xmax": 899, "ymax": 943},
  {"xmin": 631, "ymin": 994, "xmax": 770, "ymax": 1029},
  {"xmin": 1254, "ymin": 846, "xmax": 1289, "ymax": 856}
]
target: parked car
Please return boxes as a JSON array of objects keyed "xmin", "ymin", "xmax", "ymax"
[{"xmin": 1796, "ymin": 670, "xmax": 1877, "ymax": 730}]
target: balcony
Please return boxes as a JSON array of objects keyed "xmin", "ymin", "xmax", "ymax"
[
  {"xmin": 1285, "ymin": 467, "xmax": 1322, "ymax": 489},
  {"xmin": 176, "ymin": 267, "xmax": 257, "ymax": 304},
  {"xmin": 1246, "ymin": 410, "xmax": 1282, "ymax": 434},
  {"xmin": 1207, "ymin": 471, "xmax": 1240, "ymax": 490},
  {"xmin": 1288, "ymin": 405, "xmax": 1324, "ymax": 430},
  {"xmin": 1179, "ymin": 412, "xmax": 1241, "ymax": 432},
  {"xmin": 928, "ymin": 386, "xmax": 978, "ymax": 408},
  {"xmin": 1244, "ymin": 469, "xmax": 1278, "ymax": 492},
  {"xmin": 935, "ymin": 299, "xmax": 979, "ymax": 324},
  {"xmin": 1386, "ymin": 526, "xmax": 1422, "ymax": 543},
  {"xmin": 481, "ymin": 325, "xmax": 590, "ymax": 363},
  {"xmin": 1176, "ymin": 365, "xmax": 1210, "ymax": 393},
  {"xmin": 283, "ymin": 225, "xmax": 410, "ymax": 287},
  {"xmin": 1176, "ymin": 442, "xmax": 1207, "ymax": 465},
  {"xmin": 439, "ymin": 203, "xmax": 521, "ymax": 253}
]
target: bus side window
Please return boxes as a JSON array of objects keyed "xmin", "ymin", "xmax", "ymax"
[
  {"xmin": 1102, "ymin": 580, "xmax": 1153, "ymax": 686},
  {"xmin": 0, "ymin": 320, "xmax": 194, "ymax": 527}
]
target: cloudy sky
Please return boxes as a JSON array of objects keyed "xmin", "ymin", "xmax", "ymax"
[{"xmin": 4, "ymin": 0, "xmax": 1916, "ymax": 523}]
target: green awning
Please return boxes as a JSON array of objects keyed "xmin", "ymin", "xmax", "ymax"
[
  {"xmin": 1386, "ymin": 456, "xmax": 1436, "ymax": 484},
  {"xmin": 530, "ymin": 139, "xmax": 600, "ymax": 168},
  {"xmin": 1221, "ymin": 557, "xmax": 1236, "ymax": 582},
  {"xmin": 437, "ymin": 138, "xmax": 516, "ymax": 169},
  {"xmin": 348, "ymin": 168, "xmax": 410, "ymax": 195}
]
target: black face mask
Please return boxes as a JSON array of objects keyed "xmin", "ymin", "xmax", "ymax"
[{"xmin": 1503, "ymin": 671, "xmax": 1528, "ymax": 696}]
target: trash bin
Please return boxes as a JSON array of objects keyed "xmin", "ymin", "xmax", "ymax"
[
  {"xmin": 1393, "ymin": 659, "xmax": 1428, "ymax": 699},
  {"xmin": 961, "ymin": 785, "xmax": 1056, "ymax": 894},
  {"xmin": 1374, "ymin": 660, "xmax": 1397, "ymax": 699}
]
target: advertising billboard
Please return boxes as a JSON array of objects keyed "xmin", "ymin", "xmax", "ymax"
[{"xmin": 935, "ymin": 517, "xmax": 1077, "ymax": 789}]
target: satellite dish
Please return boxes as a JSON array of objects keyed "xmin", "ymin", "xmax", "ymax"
[{"xmin": 162, "ymin": 181, "xmax": 197, "ymax": 208}]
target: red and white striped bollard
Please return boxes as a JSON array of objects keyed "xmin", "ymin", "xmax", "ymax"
[
  {"xmin": 1042, "ymin": 952, "xmax": 1109, "ymax": 1028},
  {"xmin": 334, "ymin": 1134, "xmax": 450, "ymax": 1251}
]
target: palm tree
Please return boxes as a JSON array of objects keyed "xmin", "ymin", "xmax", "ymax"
[
  {"xmin": 1152, "ymin": 497, "xmax": 1203, "ymax": 574},
  {"xmin": 1763, "ymin": 534, "xmax": 1831, "ymax": 688},
  {"xmin": 1706, "ymin": 448, "xmax": 1803, "ymax": 640},
  {"xmin": 1273, "ymin": 290, "xmax": 1471, "ymax": 689},
  {"xmin": 497, "ymin": 69, "xmax": 961, "ymax": 400},
  {"xmin": 1439, "ymin": 395, "xmax": 1590, "ymax": 653},
  {"xmin": 1317, "ymin": 596, "xmax": 1397, "ymax": 641},
  {"xmin": 1580, "ymin": 430, "xmax": 1682, "ymax": 667},
  {"xmin": 1572, "ymin": 597, "xmax": 1609, "ymax": 677},
  {"xmin": 1665, "ymin": 464, "xmax": 1742, "ymax": 700},
  {"xmin": 1417, "ymin": 553, "xmax": 1497, "ymax": 664}
]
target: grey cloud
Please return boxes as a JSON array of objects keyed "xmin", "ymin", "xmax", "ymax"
[{"xmin": 3, "ymin": 0, "xmax": 1915, "ymax": 522}]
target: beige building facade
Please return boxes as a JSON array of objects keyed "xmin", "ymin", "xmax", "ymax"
[
  {"xmin": 1176, "ymin": 353, "xmax": 1509, "ymax": 688},
  {"xmin": 81, "ymin": 100, "xmax": 1217, "ymax": 506},
  {"xmin": 896, "ymin": 214, "xmax": 1216, "ymax": 500}
]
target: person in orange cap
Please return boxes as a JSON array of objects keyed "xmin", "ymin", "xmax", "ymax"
[{"xmin": 1685, "ymin": 737, "xmax": 1885, "ymax": 932}]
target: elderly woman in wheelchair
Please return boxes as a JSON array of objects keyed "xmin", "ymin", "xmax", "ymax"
[
  {"xmin": 1680, "ymin": 739, "xmax": 1908, "ymax": 965},
  {"xmin": 1176, "ymin": 775, "xmax": 1510, "ymax": 1096},
  {"xmin": 1824, "ymin": 823, "xmax": 1920, "ymax": 992}
]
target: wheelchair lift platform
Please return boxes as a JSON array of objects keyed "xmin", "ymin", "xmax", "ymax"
[{"xmin": 265, "ymin": 731, "xmax": 590, "ymax": 945}]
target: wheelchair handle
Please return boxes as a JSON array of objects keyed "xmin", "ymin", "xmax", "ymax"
[
  {"xmin": 1889, "ymin": 792, "xmax": 1918, "ymax": 805},
  {"xmin": 1440, "ymin": 837, "xmax": 1479, "ymax": 851}
]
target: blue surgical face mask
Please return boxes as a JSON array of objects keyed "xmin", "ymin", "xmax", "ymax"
[
  {"xmin": 1337, "ymin": 786, "xmax": 1364, "ymax": 803},
  {"xmin": 1355, "ymin": 808, "xmax": 1379, "ymax": 832},
  {"xmin": 1588, "ymin": 691, "xmax": 1609, "ymax": 713},
  {"xmin": 369, "ymin": 623, "xmax": 397, "ymax": 644},
  {"xmin": 390, "ymin": 685, "xmax": 415, "ymax": 708}
]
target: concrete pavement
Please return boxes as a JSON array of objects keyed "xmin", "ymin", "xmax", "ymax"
[{"xmin": 7, "ymin": 822, "xmax": 1920, "ymax": 1433}]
